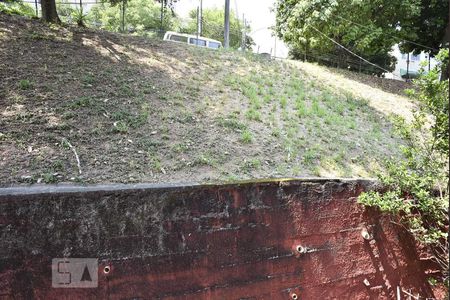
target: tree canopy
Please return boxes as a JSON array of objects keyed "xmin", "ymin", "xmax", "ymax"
[
  {"xmin": 274, "ymin": 0, "xmax": 449, "ymax": 73},
  {"xmin": 87, "ymin": 0, "xmax": 178, "ymax": 33},
  {"xmin": 399, "ymin": 0, "xmax": 449, "ymax": 55}
]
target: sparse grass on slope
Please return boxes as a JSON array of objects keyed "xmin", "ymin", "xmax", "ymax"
[{"xmin": 0, "ymin": 13, "xmax": 412, "ymax": 186}]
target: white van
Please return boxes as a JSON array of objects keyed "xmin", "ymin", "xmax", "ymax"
[{"xmin": 163, "ymin": 31, "xmax": 222, "ymax": 50}]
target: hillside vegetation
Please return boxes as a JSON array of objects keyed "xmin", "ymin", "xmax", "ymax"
[{"xmin": 0, "ymin": 14, "xmax": 415, "ymax": 185}]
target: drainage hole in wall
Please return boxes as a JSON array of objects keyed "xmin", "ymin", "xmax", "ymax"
[
  {"xmin": 296, "ymin": 245, "xmax": 306, "ymax": 254},
  {"xmin": 103, "ymin": 266, "xmax": 110, "ymax": 274},
  {"xmin": 291, "ymin": 293, "xmax": 298, "ymax": 300}
]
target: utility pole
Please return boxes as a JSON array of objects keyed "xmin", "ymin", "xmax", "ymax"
[
  {"xmin": 160, "ymin": 0, "xmax": 164, "ymax": 34},
  {"xmin": 196, "ymin": 6, "xmax": 200, "ymax": 44},
  {"xmin": 241, "ymin": 14, "xmax": 246, "ymax": 51},
  {"xmin": 121, "ymin": 0, "xmax": 125, "ymax": 32},
  {"xmin": 199, "ymin": 0, "xmax": 203, "ymax": 36},
  {"xmin": 224, "ymin": 0, "xmax": 230, "ymax": 48}
]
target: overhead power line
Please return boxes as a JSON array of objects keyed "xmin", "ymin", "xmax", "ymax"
[
  {"xmin": 308, "ymin": 24, "xmax": 400, "ymax": 77},
  {"xmin": 334, "ymin": 15, "xmax": 438, "ymax": 51}
]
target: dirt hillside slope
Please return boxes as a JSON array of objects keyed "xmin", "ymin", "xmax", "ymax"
[{"xmin": 0, "ymin": 13, "xmax": 414, "ymax": 186}]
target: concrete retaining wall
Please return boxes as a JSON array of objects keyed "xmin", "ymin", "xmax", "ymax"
[{"xmin": 0, "ymin": 179, "xmax": 436, "ymax": 299}]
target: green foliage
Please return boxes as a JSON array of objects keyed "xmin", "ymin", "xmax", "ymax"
[
  {"xmin": 400, "ymin": 0, "xmax": 449, "ymax": 55},
  {"xmin": 274, "ymin": 0, "xmax": 443, "ymax": 73},
  {"xmin": 240, "ymin": 129, "xmax": 253, "ymax": 143},
  {"xmin": 87, "ymin": 0, "xmax": 178, "ymax": 33},
  {"xmin": 112, "ymin": 120, "xmax": 129, "ymax": 133},
  {"xmin": 18, "ymin": 79, "xmax": 32, "ymax": 90},
  {"xmin": 181, "ymin": 8, "xmax": 254, "ymax": 49},
  {"xmin": 358, "ymin": 49, "xmax": 449, "ymax": 284},
  {"xmin": 57, "ymin": 1, "xmax": 87, "ymax": 26},
  {"xmin": 245, "ymin": 108, "xmax": 261, "ymax": 121},
  {"xmin": 0, "ymin": 1, "xmax": 35, "ymax": 17},
  {"xmin": 217, "ymin": 116, "xmax": 247, "ymax": 131}
]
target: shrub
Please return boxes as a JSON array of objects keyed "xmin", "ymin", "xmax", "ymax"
[
  {"xmin": 358, "ymin": 49, "xmax": 449, "ymax": 286},
  {"xmin": 0, "ymin": 1, "xmax": 35, "ymax": 17}
]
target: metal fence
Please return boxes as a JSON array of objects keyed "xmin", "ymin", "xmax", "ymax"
[
  {"xmin": 11, "ymin": 0, "xmax": 253, "ymax": 50},
  {"xmin": 19, "ymin": 0, "xmax": 173, "ymax": 36}
]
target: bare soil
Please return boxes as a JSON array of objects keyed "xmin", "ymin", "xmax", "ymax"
[{"xmin": 0, "ymin": 13, "xmax": 414, "ymax": 186}]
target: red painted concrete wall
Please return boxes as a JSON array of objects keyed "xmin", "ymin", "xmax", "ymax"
[{"xmin": 0, "ymin": 179, "xmax": 438, "ymax": 299}]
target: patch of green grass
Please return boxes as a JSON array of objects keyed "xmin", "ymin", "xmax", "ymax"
[
  {"xmin": 303, "ymin": 148, "xmax": 320, "ymax": 165},
  {"xmin": 295, "ymin": 100, "xmax": 308, "ymax": 117},
  {"xmin": 276, "ymin": 163, "xmax": 287, "ymax": 175},
  {"xmin": 172, "ymin": 142, "xmax": 189, "ymax": 153},
  {"xmin": 112, "ymin": 121, "xmax": 128, "ymax": 133},
  {"xmin": 193, "ymin": 151, "xmax": 216, "ymax": 167},
  {"xmin": 51, "ymin": 160, "xmax": 65, "ymax": 172},
  {"xmin": 119, "ymin": 84, "xmax": 135, "ymax": 97},
  {"xmin": 111, "ymin": 109, "xmax": 148, "ymax": 128},
  {"xmin": 223, "ymin": 74, "xmax": 240, "ymax": 89},
  {"xmin": 18, "ymin": 79, "xmax": 32, "ymax": 90},
  {"xmin": 245, "ymin": 108, "xmax": 262, "ymax": 122},
  {"xmin": 177, "ymin": 112, "xmax": 195, "ymax": 124},
  {"xmin": 280, "ymin": 95, "xmax": 288, "ymax": 109},
  {"xmin": 42, "ymin": 172, "xmax": 58, "ymax": 183},
  {"xmin": 241, "ymin": 158, "xmax": 261, "ymax": 173},
  {"xmin": 147, "ymin": 154, "xmax": 162, "ymax": 172},
  {"xmin": 311, "ymin": 98, "xmax": 326, "ymax": 117},
  {"xmin": 70, "ymin": 96, "xmax": 94, "ymax": 108},
  {"xmin": 82, "ymin": 74, "xmax": 95, "ymax": 85},
  {"xmin": 369, "ymin": 124, "xmax": 383, "ymax": 140},
  {"xmin": 347, "ymin": 120, "xmax": 357, "ymax": 130},
  {"xmin": 138, "ymin": 138, "xmax": 163, "ymax": 151},
  {"xmin": 324, "ymin": 113, "xmax": 341, "ymax": 126},
  {"xmin": 240, "ymin": 129, "xmax": 253, "ymax": 143},
  {"xmin": 271, "ymin": 127, "xmax": 281, "ymax": 137},
  {"xmin": 292, "ymin": 165, "xmax": 301, "ymax": 176},
  {"xmin": 25, "ymin": 32, "xmax": 53, "ymax": 41},
  {"xmin": 159, "ymin": 94, "xmax": 169, "ymax": 101},
  {"xmin": 62, "ymin": 111, "xmax": 76, "ymax": 119},
  {"xmin": 217, "ymin": 116, "xmax": 247, "ymax": 131},
  {"xmin": 263, "ymin": 93, "xmax": 272, "ymax": 103}
]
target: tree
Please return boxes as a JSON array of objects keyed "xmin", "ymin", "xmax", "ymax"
[
  {"xmin": 399, "ymin": 0, "xmax": 449, "ymax": 56},
  {"xmin": 41, "ymin": 0, "xmax": 60, "ymax": 23},
  {"xmin": 181, "ymin": 8, "xmax": 254, "ymax": 50},
  {"xmin": 87, "ymin": 0, "xmax": 178, "ymax": 33},
  {"xmin": 274, "ymin": 0, "xmax": 447, "ymax": 73},
  {"xmin": 40, "ymin": 0, "xmax": 178, "ymax": 25}
]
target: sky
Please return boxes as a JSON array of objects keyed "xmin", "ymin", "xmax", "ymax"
[{"xmin": 173, "ymin": 0, "xmax": 289, "ymax": 58}]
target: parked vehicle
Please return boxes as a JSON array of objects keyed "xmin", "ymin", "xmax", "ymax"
[{"xmin": 163, "ymin": 31, "xmax": 222, "ymax": 50}]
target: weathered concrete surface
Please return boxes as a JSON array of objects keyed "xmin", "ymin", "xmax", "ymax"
[{"xmin": 0, "ymin": 179, "xmax": 438, "ymax": 299}]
